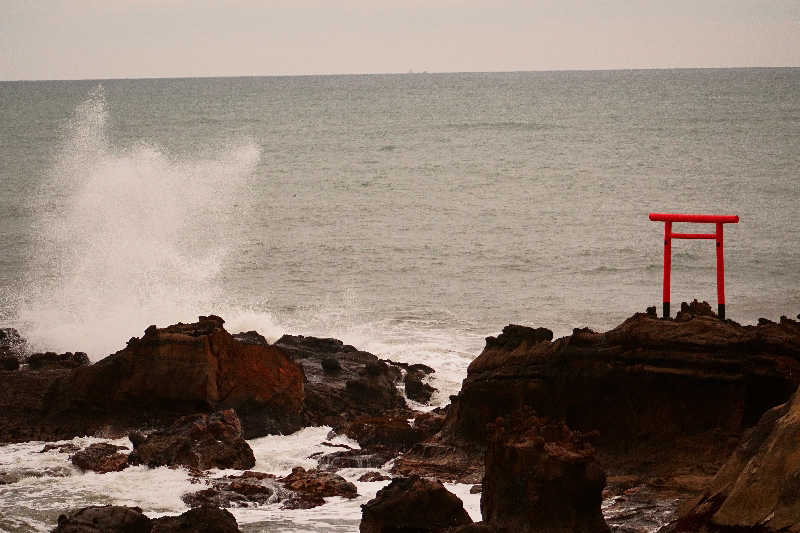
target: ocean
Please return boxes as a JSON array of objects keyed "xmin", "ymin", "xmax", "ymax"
[{"xmin": 0, "ymin": 69, "xmax": 799, "ymax": 531}]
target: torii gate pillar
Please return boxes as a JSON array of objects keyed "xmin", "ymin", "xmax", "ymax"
[{"xmin": 649, "ymin": 213, "xmax": 739, "ymax": 320}]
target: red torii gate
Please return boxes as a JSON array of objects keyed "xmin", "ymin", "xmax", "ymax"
[{"xmin": 649, "ymin": 213, "xmax": 739, "ymax": 320}]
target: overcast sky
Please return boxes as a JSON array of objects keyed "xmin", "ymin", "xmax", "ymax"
[{"xmin": 2, "ymin": 0, "xmax": 799, "ymax": 80}]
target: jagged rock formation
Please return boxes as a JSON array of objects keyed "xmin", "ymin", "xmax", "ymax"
[
  {"xmin": 273, "ymin": 334, "xmax": 409, "ymax": 428},
  {"xmin": 481, "ymin": 410, "xmax": 609, "ymax": 533},
  {"xmin": 0, "ymin": 315, "xmax": 305, "ymax": 442},
  {"xmin": 666, "ymin": 387, "xmax": 800, "ymax": 532}
]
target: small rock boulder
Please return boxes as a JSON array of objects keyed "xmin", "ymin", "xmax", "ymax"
[
  {"xmin": 481, "ymin": 409, "xmax": 609, "ymax": 533},
  {"xmin": 404, "ymin": 367, "xmax": 435, "ymax": 404},
  {"xmin": 150, "ymin": 506, "xmax": 240, "ymax": 533},
  {"xmin": 360, "ymin": 476, "xmax": 472, "ymax": 533},
  {"xmin": 128, "ymin": 410, "xmax": 255, "ymax": 470},
  {"xmin": 279, "ymin": 467, "xmax": 358, "ymax": 509},
  {"xmin": 53, "ymin": 505, "xmax": 152, "ymax": 533},
  {"xmin": 71, "ymin": 443, "xmax": 129, "ymax": 473},
  {"xmin": 358, "ymin": 471, "xmax": 391, "ymax": 482}
]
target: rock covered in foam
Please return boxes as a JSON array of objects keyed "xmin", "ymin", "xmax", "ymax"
[
  {"xmin": 128, "ymin": 409, "xmax": 255, "ymax": 470},
  {"xmin": 70, "ymin": 442, "xmax": 129, "ymax": 473}
]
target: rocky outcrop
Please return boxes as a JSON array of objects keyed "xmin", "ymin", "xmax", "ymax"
[
  {"xmin": 52, "ymin": 505, "xmax": 240, "ymax": 533},
  {"xmin": 481, "ymin": 410, "xmax": 609, "ymax": 533},
  {"xmin": 35, "ymin": 315, "xmax": 304, "ymax": 441},
  {"xmin": 360, "ymin": 476, "xmax": 473, "ymax": 533},
  {"xmin": 667, "ymin": 387, "xmax": 800, "ymax": 532},
  {"xmin": 404, "ymin": 365, "xmax": 436, "ymax": 404},
  {"xmin": 27, "ymin": 351, "xmax": 90, "ymax": 370},
  {"xmin": 128, "ymin": 410, "xmax": 255, "ymax": 470},
  {"xmin": 395, "ymin": 309, "xmax": 800, "ymax": 488},
  {"xmin": 0, "ymin": 365, "xmax": 73, "ymax": 442},
  {"xmin": 274, "ymin": 335, "xmax": 408, "ymax": 428},
  {"xmin": 70, "ymin": 443, "xmax": 129, "ymax": 473}
]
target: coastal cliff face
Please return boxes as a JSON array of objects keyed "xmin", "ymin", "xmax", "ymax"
[
  {"xmin": 395, "ymin": 307, "xmax": 800, "ymax": 489},
  {"xmin": 667, "ymin": 386, "xmax": 800, "ymax": 532}
]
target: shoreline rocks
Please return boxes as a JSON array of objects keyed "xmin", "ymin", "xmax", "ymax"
[
  {"xmin": 128, "ymin": 410, "xmax": 255, "ymax": 470},
  {"xmin": 360, "ymin": 476, "xmax": 472, "ymax": 533},
  {"xmin": 0, "ymin": 316, "xmax": 305, "ymax": 443},
  {"xmin": 52, "ymin": 505, "xmax": 241, "ymax": 533},
  {"xmin": 396, "ymin": 308, "xmax": 800, "ymax": 491},
  {"xmin": 274, "ymin": 334, "xmax": 410, "ymax": 429},
  {"xmin": 70, "ymin": 442, "xmax": 129, "ymax": 473}
]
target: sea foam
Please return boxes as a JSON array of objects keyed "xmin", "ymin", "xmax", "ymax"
[{"xmin": 17, "ymin": 87, "xmax": 263, "ymax": 359}]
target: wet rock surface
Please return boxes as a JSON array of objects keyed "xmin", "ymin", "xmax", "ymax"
[
  {"xmin": 128, "ymin": 409, "xmax": 255, "ymax": 470},
  {"xmin": 52, "ymin": 505, "xmax": 241, "ymax": 533},
  {"xmin": 481, "ymin": 409, "xmax": 609, "ymax": 533},
  {"xmin": 274, "ymin": 334, "xmax": 410, "ymax": 428},
  {"xmin": 182, "ymin": 468, "xmax": 357, "ymax": 510},
  {"xmin": 70, "ymin": 442, "xmax": 129, "ymax": 473},
  {"xmin": 0, "ymin": 466, "xmax": 72, "ymax": 485},
  {"xmin": 182, "ymin": 471, "xmax": 284, "ymax": 508},
  {"xmin": 360, "ymin": 476, "xmax": 473, "ymax": 533},
  {"xmin": 279, "ymin": 466, "xmax": 358, "ymax": 509}
]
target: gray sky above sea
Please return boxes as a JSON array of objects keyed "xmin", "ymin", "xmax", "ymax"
[{"xmin": 2, "ymin": 0, "xmax": 799, "ymax": 81}]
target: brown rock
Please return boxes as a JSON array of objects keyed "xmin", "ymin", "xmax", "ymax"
[
  {"xmin": 668, "ymin": 387, "xmax": 800, "ymax": 532},
  {"xmin": 150, "ymin": 506, "xmax": 240, "ymax": 532},
  {"xmin": 279, "ymin": 466, "xmax": 357, "ymax": 509},
  {"xmin": 396, "ymin": 308, "xmax": 800, "ymax": 485},
  {"xmin": 52, "ymin": 505, "xmax": 241, "ymax": 533},
  {"xmin": 45, "ymin": 315, "xmax": 304, "ymax": 439},
  {"xmin": 481, "ymin": 410, "xmax": 609, "ymax": 533},
  {"xmin": 70, "ymin": 443, "xmax": 129, "ymax": 473},
  {"xmin": 128, "ymin": 410, "xmax": 255, "ymax": 470},
  {"xmin": 358, "ymin": 472, "xmax": 391, "ymax": 482},
  {"xmin": 360, "ymin": 476, "xmax": 472, "ymax": 533},
  {"xmin": 274, "ymin": 335, "xmax": 408, "ymax": 428},
  {"xmin": 27, "ymin": 351, "xmax": 90, "ymax": 370},
  {"xmin": 53, "ymin": 505, "xmax": 151, "ymax": 533},
  {"xmin": 341, "ymin": 415, "xmax": 423, "ymax": 452}
]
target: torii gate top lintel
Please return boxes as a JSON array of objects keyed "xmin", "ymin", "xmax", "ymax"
[{"xmin": 648, "ymin": 212, "xmax": 739, "ymax": 320}]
